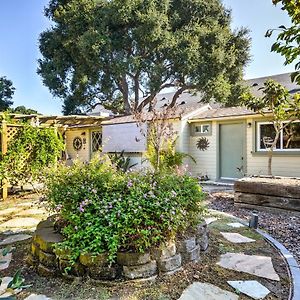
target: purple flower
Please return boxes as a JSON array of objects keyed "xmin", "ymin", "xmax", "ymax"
[
  {"xmin": 55, "ymin": 204, "xmax": 63, "ymax": 212},
  {"xmin": 127, "ymin": 180, "xmax": 133, "ymax": 188},
  {"xmin": 171, "ymin": 190, "xmax": 177, "ymax": 197},
  {"xmin": 78, "ymin": 199, "xmax": 91, "ymax": 212}
]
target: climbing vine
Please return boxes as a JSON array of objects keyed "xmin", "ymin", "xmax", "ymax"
[{"xmin": 0, "ymin": 124, "xmax": 64, "ymax": 186}]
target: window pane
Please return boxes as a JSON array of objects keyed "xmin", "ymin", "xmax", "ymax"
[
  {"xmin": 283, "ymin": 123, "xmax": 300, "ymax": 149},
  {"xmin": 202, "ymin": 125, "xmax": 210, "ymax": 133},
  {"xmin": 259, "ymin": 124, "xmax": 280, "ymax": 149},
  {"xmin": 195, "ymin": 126, "xmax": 201, "ymax": 133},
  {"xmin": 92, "ymin": 131, "xmax": 102, "ymax": 152}
]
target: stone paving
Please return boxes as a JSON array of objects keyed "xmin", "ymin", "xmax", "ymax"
[
  {"xmin": 220, "ymin": 232, "xmax": 256, "ymax": 243},
  {"xmin": 227, "ymin": 280, "xmax": 270, "ymax": 300},
  {"xmin": 0, "ymin": 233, "xmax": 32, "ymax": 246},
  {"xmin": 179, "ymin": 217, "xmax": 282, "ymax": 299},
  {"xmin": 217, "ymin": 252, "xmax": 280, "ymax": 281},
  {"xmin": 179, "ymin": 282, "xmax": 239, "ymax": 300},
  {"xmin": 0, "ymin": 194, "xmax": 51, "ymax": 299}
]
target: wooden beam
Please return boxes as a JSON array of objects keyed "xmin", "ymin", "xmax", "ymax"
[{"xmin": 1, "ymin": 121, "xmax": 8, "ymax": 200}]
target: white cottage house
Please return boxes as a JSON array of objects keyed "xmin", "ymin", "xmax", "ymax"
[{"xmin": 100, "ymin": 73, "xmax": 300, "ymax": 181}]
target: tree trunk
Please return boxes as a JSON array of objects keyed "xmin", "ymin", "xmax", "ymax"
[
  {"xmin": 267, "ymin": 149, "xmax": 273, "ymax": 176},
  {"xmin": 267, "ymin": 131, "xmax": 280, "ymax": 176}
]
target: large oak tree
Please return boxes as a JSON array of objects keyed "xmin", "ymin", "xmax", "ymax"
[
  {"xmin": 0, "ymin": 76, "xmax": 15, "ymax": 111},
  {"xmin": 38, "ymin": 0, "xmax": 250, "ymax": 115}
]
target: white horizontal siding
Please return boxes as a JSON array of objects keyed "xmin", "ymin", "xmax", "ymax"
[{"xmin": 189, "ymin": 121, "xmax": 217, "ymax": 180}]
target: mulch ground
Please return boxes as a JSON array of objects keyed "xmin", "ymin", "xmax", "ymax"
[{"xmin": 207, "ymin": 191, "xmax": 300, "ymax": 266}]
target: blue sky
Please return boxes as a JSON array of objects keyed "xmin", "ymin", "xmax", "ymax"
[{"xmin": 0, "ymin": 0, "xmax": 295, "ymax": 115}]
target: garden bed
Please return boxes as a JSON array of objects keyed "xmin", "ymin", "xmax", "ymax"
[
  {"xmin": 28, "ymin": 217, "xmax": 209, "ymax": 281},
  {"xmin": 234, "ymin": 176, "xmax": 300, "ymax": 212}
]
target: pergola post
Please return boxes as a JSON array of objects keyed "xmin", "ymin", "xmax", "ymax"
[{"xmin": 1, "ymin": 120, "xmax": 8, "ymax": 200}]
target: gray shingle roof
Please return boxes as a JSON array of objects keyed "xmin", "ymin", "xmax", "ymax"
[
  {"xmin": 245, "ymin": 72, "xmax": 300, "ymax": 97},
  {"xmin": 189, "ymin": 107, "xmax": 256, "ymax": 121},
  {"xmin": 103, "ymin": 73, "xmax": 300, "ymax": 124}
]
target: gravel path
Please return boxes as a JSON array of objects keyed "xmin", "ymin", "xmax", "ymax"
[{"xmin": 207, "ymin": 192, "xmax": 300, "ymax": 266}]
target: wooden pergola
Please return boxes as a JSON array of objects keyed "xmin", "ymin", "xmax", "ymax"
[{"xmin": 0, "ymin": 114, "xmax": 110, "ymax": 200}]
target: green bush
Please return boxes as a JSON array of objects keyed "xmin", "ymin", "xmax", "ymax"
[
  {"xmin": 0, "ymin": 124, "xmax": 64, "ymax": 185},
  {"xmin": 44, "ymin": 156, "xmax": 205, "ymax": 262}
]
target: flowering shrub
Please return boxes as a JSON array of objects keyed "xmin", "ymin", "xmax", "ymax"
[{"xmin": 44, "ymin": 157, "xmax": 205, "ymax": 261}]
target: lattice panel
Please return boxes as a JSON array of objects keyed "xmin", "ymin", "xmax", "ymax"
[{"xmin": 7, "ymin": 126, "xmax": 21, "ymax": 143}]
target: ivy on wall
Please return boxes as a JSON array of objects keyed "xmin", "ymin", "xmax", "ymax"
[{"xmin": 0, "ymin": 124, "xmax": 64, "ymax": 186}]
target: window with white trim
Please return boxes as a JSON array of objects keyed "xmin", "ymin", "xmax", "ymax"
[
  {"xmin": 91, "ymin": 131, "xmax": 102, "ymax": 152},
  {"xmin": 195, "ymin": 124, "xmax": 210, "ymax": 134},
  {"xmin": 257, "ymin": 121, "xmax": 300, "ymax": 151}
]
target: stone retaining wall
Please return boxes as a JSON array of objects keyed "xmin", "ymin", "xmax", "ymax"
[{"xmin": 28, "ymin": 218, "xmax": 209, "ymax": 281}]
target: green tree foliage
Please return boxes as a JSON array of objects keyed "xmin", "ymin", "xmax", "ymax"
[
  {"xmin": 11, "ymin": 106, "xmax": 39, "ymax": 115},
  {"xmin": 38, "ymin": 0, "xmax": 250, "ymax": 115},
  {"xmin": 0, "ymin": 76, "xmax": 15, "ymax": 111},
  {"xmin": 242, "ymin": 80, "xmax": 300, "ymax": 175},
  {"xmin": 266, "ymin": 0, "xmax": 300, "ymax": 83}
]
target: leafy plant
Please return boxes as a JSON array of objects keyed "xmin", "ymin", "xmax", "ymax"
[
  {"xmin": 266, "ymin": 0, "xmax": 300, "ymax": 84},
  {"xmin": 109, "ymin": 150, "xmax": 138, "ymax": 172},
  {"xmin": 147, "ymin": 139, "xmax": 196, "ymax": 171},
  {"xmin": 0, "ymin": 124, "xmax": 64, "ymax": 187},
  {"xmin": 44, "ymin": 156, "xmax": 205, "ymax": 263}
]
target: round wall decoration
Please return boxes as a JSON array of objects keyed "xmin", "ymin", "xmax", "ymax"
[
  {"xmin": 196, "ymin": 137, "xmax": 210, "ymax": 151},
  {"xmin": 73, "ymin": 137, "xmax": 83, "ymax": 151}
]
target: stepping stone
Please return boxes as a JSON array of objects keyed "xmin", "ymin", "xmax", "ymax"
[
  {"xmin": 0, "ymin": 290, "xmax": 14, "ymax": 298},
  {"xmin": 16, "ymin": 202, "xmax": 34, "ymax": 207},
  {"xmin": 217, "ymin": 253, "xmax": 280, "ymax": 281},
  {"xmin": 220, "ymin": 232, "xmax": 255, "ymax": 243},
  {"xmin": 205, "ymin": 217, "xmax": 218, "ymax": 225},
  {"xmin": 227, "ymin": 222, "xmax": 245, "ymax": 228},
  {"xmin": 25, "ymin": 294, "xmax": 52, "ymax": 300},
  {"xmin": 0, "ymin": 208, "xmax": 22, "ymax": 216},
  {"xmin": 179, "ymin": 282, "xmax": 239, "ymax": 300},
  {"xmin": 0, "ymin": 234, "xmax": 32, "ymax": 246},
  {"xmin": 15, "ymin": 209, "xmax": 47, "ymax": 217},
  {"xmin": 0, "ymin": 217, "xmax": 40, "ymax": 229},
  {"xmin": 0, "ymin": 252, "xmax": 12, "ymax": 271},
  {"xmin": 227, "ymin": 280, "xmax": 270, "ymax": 299},
  {"xmin": 0, "ymin": 277, "xmax": 13, "ymax": 295}
]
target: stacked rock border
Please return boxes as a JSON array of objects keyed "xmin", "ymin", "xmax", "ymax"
[{"xmin": 28, "ymin": 218, "xmax": 209, "ymax": 281}]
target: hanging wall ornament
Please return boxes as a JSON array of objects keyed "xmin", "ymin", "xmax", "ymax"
[
  {"xmin": 73, "ymin": 137, "xmax": 83, "ymax": 151},
  {"xmin": 196, "ymin": 137, "xmax": 210, "ymax": 151}
]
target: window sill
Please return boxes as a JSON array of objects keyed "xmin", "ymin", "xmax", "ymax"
[{"xmin": 251, "ymin": 151, "xmax": 300, "ymax": 157}]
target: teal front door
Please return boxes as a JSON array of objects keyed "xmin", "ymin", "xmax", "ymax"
[{"xmin": 219, "ymin": 123, "xmax": 245, "ymax": 180}]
